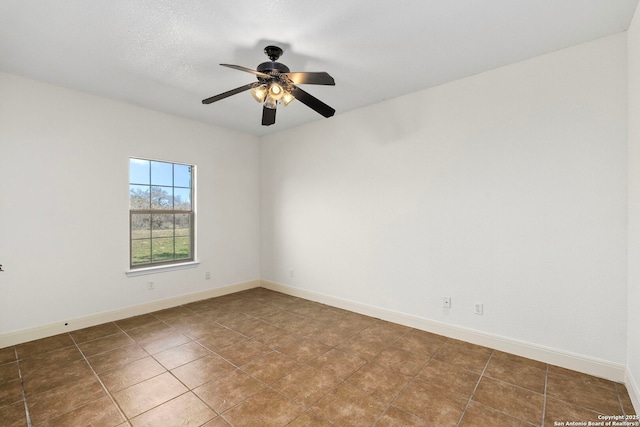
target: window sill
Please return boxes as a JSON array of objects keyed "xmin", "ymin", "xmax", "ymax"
[{"xmin": 126, "ymin": 261, "xmax": 200, "ymax": 277}]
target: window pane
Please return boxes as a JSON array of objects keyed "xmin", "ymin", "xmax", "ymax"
[
  {"xmin": 174, "ymin": 187, "xmax": 191, "ymax": 210},
  {"xmin": 174, "ymin": 164, "xmax": 191, "ymax": 188},
  {"xmin": 151, "ymin": 214, "xmax": 174, "ymax": 238},
  {"xmin": 130, "ymin": 185, "xmax": 151, "ymax": 209},
  {"xmin": 152, "ymin": 238, "xmax": 175, "ymax": 262},
  {"xmin": 132, "ymin": 239, "xmax": 151, "ymax": 265},
  {"xmin": 151, "ymin": 161, "xmax": 173, "ymax": 186},
  {"xmin": 151, "ymin": 186, "xmax": 173, "ymax": 209},
  {"xmin": 130, "ymin": 158, "xmax": 194, "ymax": 269},
  {"xmin": 175, "ymin": 214, "xmax": 190, "ymax": 236},
  {"xmin": 130, "ymin": 159, "xmax": 150, "ymax": 185},
  {"xmin": 175, "ymin": 237, "xmax": 191, "ymax": 260},
  {"xmin": 131, "ymin": 213, "xmax": 151, "ymax": 239}
]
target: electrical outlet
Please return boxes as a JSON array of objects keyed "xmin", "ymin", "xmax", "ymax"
[
  {"xmin": 442, "ymin": 297, "xmax": 451, "ymax": 309},
  {"xmin": 289, "ymin": 268, "xmax": 294, "ymax": 278},
  {"xmin": 205, "ymin": 272, "xmax": 211, "ymax": 280},
  {"xmin": 148, "ymin": 281, "xmax": 155, "ymax": 290},
  {"xmin": 474, "ymin": 302, "xmax": 483, "ymax": 315}
]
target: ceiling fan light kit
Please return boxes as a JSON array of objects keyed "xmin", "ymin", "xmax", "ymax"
[{"xmin": 202, "ymin": 45, "xmax": 335, "ymax": 126}]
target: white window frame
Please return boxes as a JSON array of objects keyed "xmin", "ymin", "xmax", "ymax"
[{"xmin": 127, "ymin": 157, "xmax": 197, "ymax": 274}]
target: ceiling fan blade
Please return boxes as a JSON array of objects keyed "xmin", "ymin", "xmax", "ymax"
[
  {"xmin": 262, "ymin": 106, "xmax": 276, "ymax": 126},
  {"xmin": 201, "ymin": 82, "xmax": 260, "ymax": 104},
  {"xmin": 283, "ymin": 72, "xmax": 335, "ymax": 85},
  {"xmin": 288, "ymin": 86, "xmax": 335, "ymax": 118},
  {"xmin": 220, "ymin": 64, "xmax": 271, "ymax": 79}
]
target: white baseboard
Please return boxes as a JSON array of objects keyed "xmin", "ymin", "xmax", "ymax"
[
  {"xmin": 0, "ymin": 280, "xmax": 260, "ymax": 348},
  {"xmin": 626, "ymin": 367, "xmax": 640, "ymax": 414},
  {"xmin": 261, "ymin": 280, "xmax": 627, "ymax": 384},
  {"xmin": 1, "ymin": 278, "xmax": 632, "ymax": 391}
]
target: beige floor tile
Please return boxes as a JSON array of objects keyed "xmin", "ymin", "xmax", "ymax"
[
  {"xmin": 152, "ymin": 341, "xmax": 210, "ymax": 370},
  {"xmin": 23, "ymin": 357, "xmax": 94, "ymax": 396},
  {"xmin": 432, "ymin": 341, "xmax": 492, "ymax": 373},
  {"xmin": 171, "ymin": 354, "xmax": 235, "ymax": 389},
  {"xmin": 0, "ymin": 401, "xmax": 28, "ymax": 427},
  {"xmin": 336, "ymin": 332, "xmax": 389, "ymax": 360},
  {"xmin": 201, "ymin": 417, "xmax": 233, "ymax": 427},
  {"xmin": 276, "ymin": 338, "xmax": 331, "ymax": 363},
  {"xmin": 191, "ymin": 326, "xmax": 247, "ymax": 353},
  {"xmin": 77, "ymin": 332, "xmax": 136, "ymax": 357},
  {"xmin": 0, "ymin": 361, "xmax": 19, "ymax": 383},
  {"xmin": 115, "ymin": 314, "xmax": 159, "ymax": 332},
  {"xmin": 373, "ymin": 347, "xmax": 429, "ymax": 376},
  {"xmin": 391, "ymin": 329, "xmax": 447, "ymax": 357},
  {"xmin": 376, "ymin": 406, "xmax": 433, "ymax": 427},
  {"xmin": 0, "ymin": 378, "xmax": 23, "ymax": 408},
  {"xmin": 394, "ymin": 379, "xmax": 468, "ymax": 426},
  {"xmin": 222, "ymin": 389, "xmax": 304, "ymax": 427},
  {"xmin": 307, "ymin": 348, "xmax": 367, "ymax": 379},
  {"xmin": 99, "ymin": 356, "xmax": 166, "ymax": 392},
  {"xmin": 27, "ymin": 376, "xmax": 106, "ymax": 425},
  {"xmin": 37, "ymin": 395, "xmax": 124, "ymax": 427},
  {"xmin": 472, "ymin": 377, "xmax": 544, "ymax": 425},
  {"xmin": 416, "ymin": 358, "xmax": 480, "ymax": 398},
  {"xmin": 87, "ymin": 343, "xmax": 149, "ymax": 373},
  {"xmin": 347, "ymin": 362, "xmax": 412, "ymax": 402},
  {"xmin": 16, "ymin": 334, "xmax": 75, "ymax": 359},
  {"xmin": 241, "ymin": 351, "xmax": 301, "ymax": 384},
  {"xmin": 150, "ymin": 306, "xmax": 194, "ymax": 321},
  {"xmin": 214, "ymin": 339, "xmax": 270, "ymax": 367},
  {"xmin": 193, "ymin": 369, "xmax": 265, "ymax": 413},
  {"xmin": 544, "ymin": 397, "xmax": 604, "ymax": 426},
  {"xmin": 287, "ymin": 410, "xmax": 334, "ymax": 426},
  {"xmin": 69, "ymin": 322, "xmax": 121, "ymax": 343},
  {"xmin": 311, "ymin": 383, "xmax": 388, "ymax": 427},
  {"xmin": 130, "ymin": 392, "xmax": 216, "ymax": 427},
  {"xmin": 273, "ymin": 365, "xmax": 342, "ymax": 407},
  {"xmin": 164, "ymin": 314, "xmax": 217, "ymax": 340},
  {"xmin": 484, "ymin": 355, "xmax": 547, "ymax": 393},
  {"xmin": 546, "ymin": 373, "xmax": 623, "ymax": 414},
  {"xmin": 112, "ymin": 372, "xmax": 187, "ymax": 419},
  {"xmin": 0, "ymin": 347, "xmax": 17, "ymax": 365},
  {"xmin": 460, "ymin": 401, "xmax": 536, "ymax": 427},
  {"xmin": 19, "ymin": 345, "xmax": 84, "ymax": 378}
]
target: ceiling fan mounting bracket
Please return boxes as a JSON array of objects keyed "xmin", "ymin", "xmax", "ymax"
[{"xmin": 264, "ymin": 45, "xmax": 283, "ymax": 61}]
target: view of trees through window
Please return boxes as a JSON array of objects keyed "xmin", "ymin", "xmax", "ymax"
[{"xmin": 129, "ymin": 158, "xmax": 194, "ymax": 267}]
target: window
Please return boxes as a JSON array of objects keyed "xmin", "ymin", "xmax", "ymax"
[{"xmin": 129, "ymin": 158, "xmax": 194, "ymax": 269}]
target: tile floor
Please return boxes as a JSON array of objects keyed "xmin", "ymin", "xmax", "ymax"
[{"xmin": 0, "ymin": 288, "xmax": 636, "ymax": 426}]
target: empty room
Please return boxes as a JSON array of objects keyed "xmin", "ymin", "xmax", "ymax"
[{"xmin": 1, "ymin": 1, "xmax": 639, "ymax": 426}]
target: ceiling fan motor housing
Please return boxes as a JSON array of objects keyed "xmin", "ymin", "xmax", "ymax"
[{"xmin": 257, "ymin": 61, "xmax": 290, "ymax": 79}]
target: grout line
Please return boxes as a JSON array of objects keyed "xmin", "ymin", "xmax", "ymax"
[
  {"xmin": 455, "ymin": 349, "xmax": 494, "ymax": 427},
  {"xmin": 71, "ymin": 331, "xmax": 132, "ymax": 426},
  {"xmin": 15, "ymin": 347, "xmax": 33, "ymax": 427},
  {"xmin": 371, "ymin": 339, "xmax": 448, "ymax": 426},
  {"xmin": 615, "ymin": 382, "xmax": 628, "ymax": 416},
  {"xmin": 541, "ymin": 364, "xmax": 549, "ymax": 426}
]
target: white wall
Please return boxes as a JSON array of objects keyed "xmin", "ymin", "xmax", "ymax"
[
  {"xmin": 261, "ymin": 34, "xmax": 628, "ymax": 365},
  {"xmin": 0, "ymin": 72, "xmax": 261, "ymax": 336},
  {"xmin": 0, "ymin": 29, "xmax": 633, "ymax": 393},
  {"xmin": 627, "ymin": 3, "xmax": 640, "ymax": 409}
]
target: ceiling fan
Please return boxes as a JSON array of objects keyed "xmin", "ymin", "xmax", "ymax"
[{"xmin": 202, "ymin": 45, "xmax": 335, "ymax": 126}]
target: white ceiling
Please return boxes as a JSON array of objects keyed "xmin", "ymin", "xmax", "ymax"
[{"xmin": 1, "ymin": 0, "xmax": 638, "ymax": 136}]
